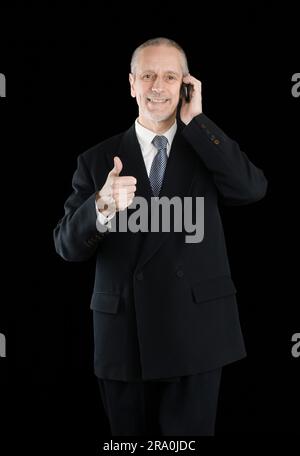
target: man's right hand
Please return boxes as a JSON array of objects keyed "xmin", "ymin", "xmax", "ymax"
[{"xmin": 96, "ymin": 156, "xmax": 137, "ymax": 218}]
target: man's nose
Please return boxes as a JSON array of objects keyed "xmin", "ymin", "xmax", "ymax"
[{"xmin": 151, "ymin": 78, "xmax": 164, "ymax": 92}]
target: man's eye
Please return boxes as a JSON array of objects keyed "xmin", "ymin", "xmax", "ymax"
[
  {"xmin": 167, "ymin": 75, "xmax": 175, "ymax": 80},
  {"xmin": 143, "ymin": 74, "xmax": 152, "ymax": 79}
]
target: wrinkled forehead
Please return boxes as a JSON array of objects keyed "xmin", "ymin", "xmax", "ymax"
[{"xmin": 135, "ymin": 45, "xmax": 184, "ymax": 75}]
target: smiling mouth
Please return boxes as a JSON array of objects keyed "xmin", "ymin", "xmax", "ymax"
[{"xmin": 147, "ymin": 97, "xmax": 169, "ymax": 103}]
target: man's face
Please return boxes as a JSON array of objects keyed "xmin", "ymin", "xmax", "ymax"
[{"xmin": 129, "ymin": 45, "xmax": 184, "ymax": 127}]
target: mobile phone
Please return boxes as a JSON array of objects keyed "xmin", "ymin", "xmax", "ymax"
[{"xmin": 181, "ymin": 83, "xmax": 192, "ymax": 102}]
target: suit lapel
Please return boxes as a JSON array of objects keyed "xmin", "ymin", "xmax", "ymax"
[{"xmin": 106, "ymin": 121, "xmax": 198, "ymax": 270}]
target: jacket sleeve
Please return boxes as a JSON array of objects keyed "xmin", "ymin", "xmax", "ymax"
[
  {"xmin": 53, "ymin": 154, "xmax": 110, "ymax": 262},
  {"xmin": 181, "ymin": 113, "xmax": 268, "ymax": 205}
]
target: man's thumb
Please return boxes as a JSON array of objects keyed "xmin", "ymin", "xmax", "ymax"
[{"xmin": 109, "ymin": 156, "xmax": 123, "ymax": 176}]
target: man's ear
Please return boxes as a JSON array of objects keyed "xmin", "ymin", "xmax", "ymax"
[{"xmin": 129, "ymin": 73, "xmax": 136, "ymax": 98}]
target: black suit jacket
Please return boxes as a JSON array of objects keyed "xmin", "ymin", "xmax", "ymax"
[{"xmin": 53, "ymin": 113, "xmax": 268, "ymax": 381}]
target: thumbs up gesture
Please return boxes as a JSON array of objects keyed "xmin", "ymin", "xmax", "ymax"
[{"xmin": 96, "ymin": 157, "xmax": 137, "ymax": 217}]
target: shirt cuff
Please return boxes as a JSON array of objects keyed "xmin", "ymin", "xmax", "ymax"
[{"xmin": 95, "ymin": 200, "xmax": 115, "ymax": 232}]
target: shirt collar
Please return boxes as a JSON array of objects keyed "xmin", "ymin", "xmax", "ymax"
[{"xmin": 134, "ymin": 118, "xmax": 177, "ymax": 149}]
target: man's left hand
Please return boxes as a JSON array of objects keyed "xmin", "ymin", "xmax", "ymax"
[{"xmin": 180, "ymin": 75, "xmax": 202, "ymax": 125}]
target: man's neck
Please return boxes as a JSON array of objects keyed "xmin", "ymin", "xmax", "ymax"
[{"xmin": 137, "ymin": 116, "xmax": 176, "ymax": 134}]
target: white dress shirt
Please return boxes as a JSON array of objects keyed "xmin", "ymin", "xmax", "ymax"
[{"xmin": 96, "ymin": 118, "xmax": 177, "ymax": 231}]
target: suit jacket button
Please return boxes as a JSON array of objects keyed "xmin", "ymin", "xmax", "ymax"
[
  {"xmin": 176, "ymin": 270, "xmax": 184, "ymax": 278},
  {"xmin": 136, "ymin": 272, "xmax": 144, "ymax": 281},
  {"xmin": 213, "ymin": 139, "xmax": 220, "ymax": 145}
]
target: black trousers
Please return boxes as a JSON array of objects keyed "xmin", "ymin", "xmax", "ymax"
[{"xmin": 97, "ymin": 368, "xmax": 222, "ymax": 436}]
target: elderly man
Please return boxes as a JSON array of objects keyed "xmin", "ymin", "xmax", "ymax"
[{"xmin": 54, "ymin": 37, "xmax": 267, "ymax": 435}]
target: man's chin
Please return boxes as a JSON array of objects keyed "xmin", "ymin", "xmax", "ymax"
[{"xmin": 146, "ymin": 110, "xmax": 176, "ymax": 123}]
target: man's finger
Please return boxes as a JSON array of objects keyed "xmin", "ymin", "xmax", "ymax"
[
  {"xmin": 108, "ymin": 156, "xmax": 123, "ymax": 177},
  {"xmin": 112, "ymin": 185, "xmax": 136, "ymax": 193},
  {"xmin": 112, "ymin": 176, "xmax": 137, "ymax": 186}
]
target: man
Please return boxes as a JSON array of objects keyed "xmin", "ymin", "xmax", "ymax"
[{"xmin": 53, "ymin": 37, "xmax": 268, "ymax": 436}]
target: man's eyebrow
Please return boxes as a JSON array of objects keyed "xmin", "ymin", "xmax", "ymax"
[{"xmin": 140, "ymin": 70, "xmax": 181, "ymax": 76}]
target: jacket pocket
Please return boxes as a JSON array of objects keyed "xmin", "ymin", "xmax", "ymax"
[
  {"xmin": 192, "ymin": 275, "xmax": 236, "ymax": 303},
  {"xmin": 90, "ymin": 292, "xmax": 120, "ymax": 314}
]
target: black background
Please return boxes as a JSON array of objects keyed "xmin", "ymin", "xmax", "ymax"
[{"xmin": 1, "ymin": 2, "xmax": 299, "ymax": 451}]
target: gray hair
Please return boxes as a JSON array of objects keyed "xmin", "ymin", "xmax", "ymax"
[{"xmin": 130, "ymin": 37, "xmax": 189, "ymax": 76}]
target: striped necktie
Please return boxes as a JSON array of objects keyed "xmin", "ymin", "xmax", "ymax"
[{"xmin": 149, "ymin": 135, "xmax": 168, "ymax": 197}]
